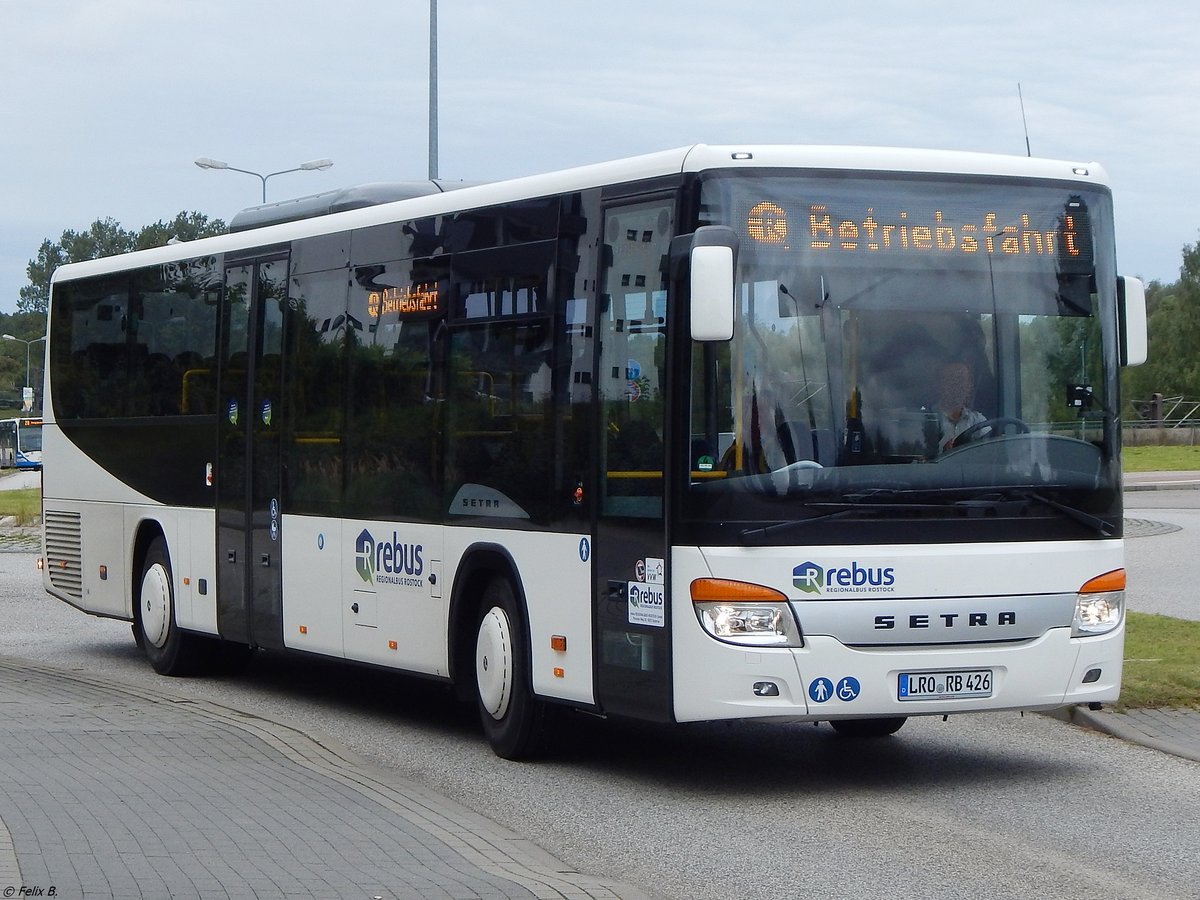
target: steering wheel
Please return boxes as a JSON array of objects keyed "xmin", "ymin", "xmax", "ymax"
[{"xmin": 949, "ymin": 416, "xmax": 1030, "ymax": 449}]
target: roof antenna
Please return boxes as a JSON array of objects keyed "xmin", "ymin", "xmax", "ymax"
[{"xmin": 1017, "ymin": 82, "xmax": 1032, "ymax": 157}]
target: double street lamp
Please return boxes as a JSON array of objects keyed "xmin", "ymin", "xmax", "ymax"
[{"xmin": 194, "ymin": 157, "xmax": 334, "ymax": 203}]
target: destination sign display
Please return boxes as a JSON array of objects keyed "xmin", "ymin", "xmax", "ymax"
[
  {"xmin": 740, "ymin": 197, "xmax": 1091, "ymax": 265},
  {"xmin": 366, "ymin": 281, "xmax": 443, "ymax": 319}
]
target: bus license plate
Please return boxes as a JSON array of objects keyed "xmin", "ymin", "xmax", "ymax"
[{"xmin": 898, "ymin": 669, "xmax": 992, "ymax": 701}]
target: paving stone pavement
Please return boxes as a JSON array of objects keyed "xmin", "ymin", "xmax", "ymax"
[
  {"xmin": 1064, "ymin": 706, "xmax": 1200, "ymax": 764},
  {"xmin": 0, "ymin": 658, "xmax": 651, "ymax": 900}
]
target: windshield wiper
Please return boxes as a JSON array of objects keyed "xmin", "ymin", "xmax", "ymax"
[
  {"xmin": 737, "ymin": 489, "xmax": 1116, "ymax": 544},
  {"xmin": 954, "ymin": 490, "xmax": 1117, "ymax": 537},
  {"xmin": 738, "ymin": 499, "xmax": 953, "ymax": 545},
  {"xmin": 1028, "ymin": 491, "xmax": 1116, "ymax": 537}
]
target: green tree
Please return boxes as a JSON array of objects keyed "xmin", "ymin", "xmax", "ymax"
[
  {"xmin": 135, "ymin": 211, "xmax": 229, "ymax": 251},
  {"xmin": 0, "ymin": 309, "xmax": 53, "ymax": 402},
  {"xmin": 1121, "ymin": 237, "xmax": 1200, "ymax": 416},
  {"xmin": 17, "ymin": 212, "xmax": 227, "ymax": 313}
]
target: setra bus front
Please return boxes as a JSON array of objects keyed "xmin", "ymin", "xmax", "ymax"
[{"xmin": 671, "ymin": 153, "xmax": 1146, "ymax": 733}]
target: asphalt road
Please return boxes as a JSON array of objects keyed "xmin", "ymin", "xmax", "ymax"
[
  {"xmin": 0, "ymin": 470, "xmax": 39, "ymax": 491},
  {"xmin": 2, "ymin": 512, "xmax": 1199, "ymax": 900},
  {"xmin": 1125, "ymin": 488, "xmax": 1200, "ymax": 621}
]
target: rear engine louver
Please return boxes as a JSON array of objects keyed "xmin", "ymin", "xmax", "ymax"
[{"xmin": 44, "ymin": 510, "xmax": 83, "ymax": 600}]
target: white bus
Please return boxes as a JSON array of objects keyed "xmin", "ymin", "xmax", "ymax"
[{"xmin": 41, "ymin": 145, "xmax": 1147, "ymax": 758}]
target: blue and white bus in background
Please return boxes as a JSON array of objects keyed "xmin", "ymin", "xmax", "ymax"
[
  {"xmin": 0, "ymin": 417, "xmax": 43, "ymax": 470},
  {"xmin": 41, "ymin": 145, "xmax": 1146, "ymax": 758}
]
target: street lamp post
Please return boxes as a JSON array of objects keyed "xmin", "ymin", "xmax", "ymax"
[
  {"xmin": 429, "ymin": 0, "xmax": 438, "ymax": 180},
  {"xmin": 2, "ymin": 334, "xmax": 47, "ymax": 410},
  {"xmin": 194, "ymin": 157, "xmax": 333, "ymax": 203}
]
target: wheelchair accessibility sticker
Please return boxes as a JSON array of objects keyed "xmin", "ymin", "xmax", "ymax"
[{"xmin": 808, "ymin": 676, "xmax": 860, "ymax": 703}]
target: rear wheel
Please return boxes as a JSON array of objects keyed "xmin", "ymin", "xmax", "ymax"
[
  {"xmin": 138, "ymin": 536, "xmax": 204, "ymax": 676},
  {"xmin": 830, "ymin": 717, "xmax": 907, "ymax": 738},
  {"xmin": 474, "ymin": 578, "xmax": 545, "ymax": 760}
]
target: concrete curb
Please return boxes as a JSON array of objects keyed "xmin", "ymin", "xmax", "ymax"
[
  {"xmin": 1124, "ymin": 481, "xmax": 1200, "ymax": 491},
  {"xmin": 1053, "ymin": 705, "xmax": 1200, "ymax": 764},
  {"xmin": 1124, "ymin": 471, "xmax": 1200, "ymax": 491}
]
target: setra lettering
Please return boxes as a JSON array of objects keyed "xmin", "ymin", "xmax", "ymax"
[{"xmin": 874, "ymin": 611, "xmax": 1018, "ymax": 630}]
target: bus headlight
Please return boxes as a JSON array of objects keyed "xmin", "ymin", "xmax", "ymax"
[
  {"xmin": 1072, "ymin": 569, "xmax": 1125, "ymax": 637},
  {"xmin": 691, "ymin": 578, "xmax": 802, "ymax": 647}
]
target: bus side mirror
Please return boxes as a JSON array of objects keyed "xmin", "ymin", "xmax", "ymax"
[
  {"xmin": 1118, "ymin": 275, "xmax": 1147, "ymax": 367},
  {"xmin": 689, "ymin": 226, "xmax": 738, "ymax": 342}
]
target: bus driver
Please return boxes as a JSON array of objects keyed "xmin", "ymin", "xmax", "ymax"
[{"xmin": 936, "ymin": 360, "xmax": 989, "ymax": 452}]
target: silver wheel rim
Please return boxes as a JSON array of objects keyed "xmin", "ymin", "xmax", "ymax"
[
  {"xmin": 476, "ymin": 606, "xmax": 513, "ymax": 721},
  {"xmin": 140, "ymin": 562, "xmax": 171, "ymax": 649}
]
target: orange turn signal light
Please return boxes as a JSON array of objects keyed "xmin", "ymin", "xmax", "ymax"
[
  {"xmin": 690, "ymin": 578, "xmax": 788, "ymax": 603},
  {"xmin": 1080, "ymin": 569, "xmax": 1125, "ymax": 593}
]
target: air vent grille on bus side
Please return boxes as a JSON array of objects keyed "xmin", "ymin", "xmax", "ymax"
[{"xmin": 44, "ymin": 510, "xmax": 83, "ymax": 600}]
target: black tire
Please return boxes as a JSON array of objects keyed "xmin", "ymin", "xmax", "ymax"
[
  {"xmin": 137, "ymin": 536, "xmax": 205, "ymax": 676},
  {"xmin": 829, "ymin": 717, "xmax": 907, "ymax": 738},
  {"xmin": 473, "ymin": 578, "xmax": 546, "ymax": 760}
]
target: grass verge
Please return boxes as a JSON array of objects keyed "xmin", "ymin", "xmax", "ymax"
[
  {"xmin": 1118, "ymin": 612, "xmax": 1200, "ymax": 711},
  {"xmin": 0, "ymin": 487, "xmax": 40, "ymax": 525},
  {"xmin": 1123, "ymin": 444, "xmax": 1200, "ymax": 472}
]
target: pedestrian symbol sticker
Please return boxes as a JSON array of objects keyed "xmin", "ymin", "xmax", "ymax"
[
  {"xmin": 808, "ymin": 677, "xmax": 834, "ymax": 703},
  {"xmin": 837, "ymin": 676, "xmax": 861, "ymax": 701}
]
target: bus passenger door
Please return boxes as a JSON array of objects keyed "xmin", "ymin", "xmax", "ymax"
[
  {"xmin": 592, "ymin": 198, "xmax": 674, "ymax": 721},
  {"xmin": 216, "ymin": 256, "xmax": 286, "ymax": 649}
]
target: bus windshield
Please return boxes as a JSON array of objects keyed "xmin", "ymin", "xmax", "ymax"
[
  {"xmin": 18, "ymin": 420, "xmax": 42, "ymax": 452},
  {"xmin": 684, "ymin": 173, "xmax": 1119, "ymax": 538}
]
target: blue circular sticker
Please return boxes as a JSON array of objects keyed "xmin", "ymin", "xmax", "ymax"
[
  {"xmin": 836, "ymin": 676, "xmax": 861, "ymax": 702},
  {"xmin": 808, "ymin": 677, "xmax": 834, "ymax": 703}
]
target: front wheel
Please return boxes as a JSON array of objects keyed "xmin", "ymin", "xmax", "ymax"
[
  {"xmin": 474, "ymin": 578, "xmax": 546, "ymax": 760},
  {"xmin": 829, "ymin": 717, "xmax": 907, "ymax": 738}
]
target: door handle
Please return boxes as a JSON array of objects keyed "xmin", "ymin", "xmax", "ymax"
[
  {"xmin": 260, "ymin": 553, "xmax": 271, "ymax": 567},
  {"xmin": 227, "ymin": 550, "xmax": 236, "ymax": 564},
  {"xmin": 351, "ymin": 602, "xmax": 360, "ymax": 614}
]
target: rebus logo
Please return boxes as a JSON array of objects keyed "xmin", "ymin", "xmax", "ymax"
[
  {"xmin": 355, "ymin": 529, "xmax": 376, "ymax": 584},
  {"xmin": 793, "ymin": 562, "xmax": 824, "ymax": 594},
  {"xmin": 793, "ymin": 560, "xmax": 896, "ymax": 595},
  {"xmin": 354, "ymin": 527, "xmax": 425, "ymax": 588}
]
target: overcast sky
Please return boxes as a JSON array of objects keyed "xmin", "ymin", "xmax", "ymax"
[{"xmin": 2, "ymin": 1, "xmax": 1197, "ymax": 314}]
